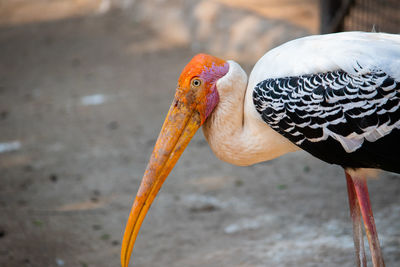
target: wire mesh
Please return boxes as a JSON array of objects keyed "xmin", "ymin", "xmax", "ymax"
[
  {"xmin": 321, "ymin": 0, "xmax": 400, "ymax": 33},
  {"xmin": 344, "ymin": 0, "xmax": 400, "ymax": 33}
]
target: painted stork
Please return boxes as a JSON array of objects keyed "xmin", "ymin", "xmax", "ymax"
[{"xmin": 121, "ymin": 32, "xmax": 400, "ymax": 267}]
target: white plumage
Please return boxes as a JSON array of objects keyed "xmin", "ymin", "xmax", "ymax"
[
  {"xmin": 248, "ymin": 32, "xmax": 400, "ymax": 80},
  {"xmin": 203, "ymin": 32, "xmax": 400, "ymax": 164}
]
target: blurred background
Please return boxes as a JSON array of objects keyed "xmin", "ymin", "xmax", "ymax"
[{"xmin": 0, "ymin": 0, "xmax": 399, "ymax": 266}]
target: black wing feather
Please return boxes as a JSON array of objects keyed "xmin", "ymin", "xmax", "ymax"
[{"xmin": 253, "ymin": 69, "xmax": 400, "ymax": 173}]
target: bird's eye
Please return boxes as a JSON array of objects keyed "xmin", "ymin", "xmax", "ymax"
[{"xmin": 191, "ymin": 78, "xmax": 202, "ymax": 87}]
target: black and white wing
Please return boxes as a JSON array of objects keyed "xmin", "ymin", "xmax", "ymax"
[
  {"xmin": 253, "ymin": 68, "xmax": 400, "ymax": 171},
  {"xmin": 248, "ymin": 32, "xmax": 400, "ymax": 171}
]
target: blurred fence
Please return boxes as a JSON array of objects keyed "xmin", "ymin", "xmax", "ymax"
[{"xmin": 320, "ymin": 0, "xmax": 400, "ymax": 33}]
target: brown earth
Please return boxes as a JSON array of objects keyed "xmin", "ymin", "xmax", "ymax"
[{"xmin": 0, "ymin": 7, "xmax": 399, "ymax": 267}]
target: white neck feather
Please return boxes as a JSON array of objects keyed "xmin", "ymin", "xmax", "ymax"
[{"xmin": 202, "ymin": 60, "xmax": 298, "ymax": 166}]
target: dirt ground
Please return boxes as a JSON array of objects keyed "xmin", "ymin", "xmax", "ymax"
[{"xmin": 0, "ymin": 9, "xmax": 399, "ymax": 267}]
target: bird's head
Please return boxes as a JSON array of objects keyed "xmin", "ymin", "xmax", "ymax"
[
  {"xmin": 121, "ymin": 54, "xmax": 229, "ymax": 267},
  {"xmin": 176, "ymin": 53, "xmax": 229, "ymax": 123}
]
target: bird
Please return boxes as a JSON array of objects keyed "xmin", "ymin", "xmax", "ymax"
[{"xmin": 121, "ymin": 31, "xmax": 400, "ymax": 267}]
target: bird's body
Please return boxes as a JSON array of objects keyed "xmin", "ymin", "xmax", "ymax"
[
  {"xmin": 121, "ymin": 32, "xmax": 400, "ymax": 267},
  {"xmin": 204, "ymin": 32, "xmax": 400, "ymax": 171}
]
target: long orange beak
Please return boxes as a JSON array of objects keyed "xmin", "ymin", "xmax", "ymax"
[{"xmin": 121, "ymin": 92, "xmax": 202, "ymax": 267}]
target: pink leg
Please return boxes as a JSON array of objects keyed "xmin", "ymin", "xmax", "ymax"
[
  {"xmin": 345, "ymin": 172, "xmax": 367, "ymax": 267},
  {"xmin": 345, "ymin": 171, "xmax": 385, "ymax": 267}
]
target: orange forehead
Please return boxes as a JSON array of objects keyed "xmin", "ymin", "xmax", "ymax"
[{"xmin": 178, "ymin": 54, "xmax": 227, "ymax": 86}]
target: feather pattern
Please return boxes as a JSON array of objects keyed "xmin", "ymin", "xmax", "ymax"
[
  {"xmin": 244, "ymin": 32, "xmax": 400, "ymax": 171},
  {"xmin": 253, "ymin": 68, "xmax": 400, "ymax": 153}
]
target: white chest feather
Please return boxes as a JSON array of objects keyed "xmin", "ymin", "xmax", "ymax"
[{"xmin": 202, "ymin": 61, "xmax": 298, "ymax": 166}]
